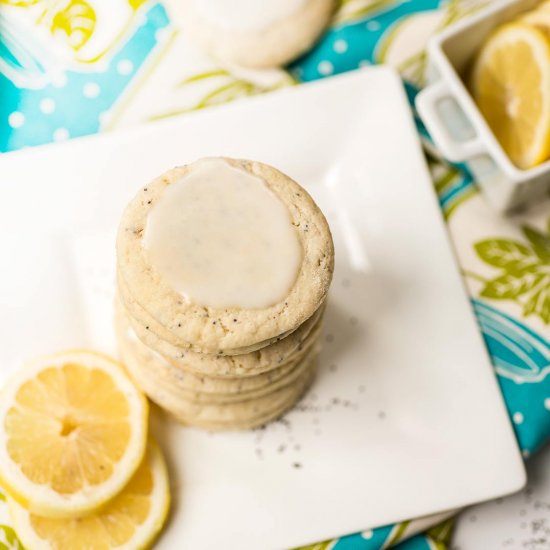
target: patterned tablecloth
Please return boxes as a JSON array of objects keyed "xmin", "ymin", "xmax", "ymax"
[{"xmin": 1, "ymin": 1, "xmax": 549, "ymax": 548}]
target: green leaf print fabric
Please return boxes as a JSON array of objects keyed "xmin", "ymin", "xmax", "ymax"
[{"xmin": 0, "ymin": 1, "xmax": 548, "ymax": 549}]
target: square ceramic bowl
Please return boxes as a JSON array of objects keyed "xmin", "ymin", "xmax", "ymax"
[{"xmin": 415, "ymin": 0, "xmax": 550, "ymax": 212}]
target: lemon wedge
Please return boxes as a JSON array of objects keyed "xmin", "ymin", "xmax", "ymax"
[
  {"xmin": 8, "ymin": 440, "xmax": 169, "ymax": 550},
  {"xmin": 471, "ymin": 22, "xmax": 550, "ymax": 169},
  {"xmin": 0, "ymin": 350, "xmax": 148, "ymax": 518}
]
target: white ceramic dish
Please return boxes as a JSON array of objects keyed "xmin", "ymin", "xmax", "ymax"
[
  {"xmin": 416, "ymin": 0, "xmax": 550, "ymax": 213},
  {"xmin": 0, "ymin": 67, "xmax": 525, "ymax": 550}
]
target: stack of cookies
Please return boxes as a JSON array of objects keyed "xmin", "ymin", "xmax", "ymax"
[{"xmin": 115, "ymin": 157, "xmax": 334, "ymax": 430}]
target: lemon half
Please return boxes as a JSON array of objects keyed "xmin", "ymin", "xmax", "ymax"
[{"xmin": 471, "ymin": 22, "xmax": 550, "ymax": 169}]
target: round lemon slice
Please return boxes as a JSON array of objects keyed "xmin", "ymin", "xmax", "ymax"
[
  {"xmin": 471, "ymin": 23, "xmax": 550, "ymax": 169},
  {"xmin": 8, "ymin": 440, "xmax": 169, "ymax": 550},
  {"xmin": 0, "ymin": 350, "xmax": 148, "ymax": 518}
]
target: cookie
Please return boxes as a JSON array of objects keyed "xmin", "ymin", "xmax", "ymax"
[
  {"xmin": 118, "ymin": 290, "xmax": 325, "ymax": 377},
  {"xmin": 115, "ymin": 301, "xmax": 320, "ymax": 401},
  {"xmin": 122, "ymin": 343, "xmax": 317, "ymax": 430},
  {"xmin": 120, "ymin": 327, "xmax": 318, "ymax": 406},
  {"xmin": 117, "ymin": 157, "xmax": 334, "ymax": 355},
  {"xmin": 117, "ymin": 270, "xmax": 302, "ymax": 357},
  {"xmin": 166, "ymin": 0, "xmax": 335, "ymax": 68}
]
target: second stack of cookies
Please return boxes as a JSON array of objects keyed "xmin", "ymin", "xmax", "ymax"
[{"xmin": 115, "ymin": 157, "xmax": 334, "ymax": 430}]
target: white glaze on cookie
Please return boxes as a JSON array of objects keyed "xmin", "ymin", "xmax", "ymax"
[
  {"xmin": 142, "ymin": 158, "xmax": 302, "ymax": 309},
  {"xmin": 192, "ymin": 0, "xmax": 307, "ymax": 30}
]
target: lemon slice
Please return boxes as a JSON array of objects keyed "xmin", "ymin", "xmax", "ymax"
[
  {"xmin": 0, "ymin": 350, "xmax": 148, "ymax": 518},
  {"xmin": 8, "ymin": 440, "xmax": 169, "ymax": 550},
  {"xmin": 471, "ymin": 23, "xmax": 550, "ymax": 169}
]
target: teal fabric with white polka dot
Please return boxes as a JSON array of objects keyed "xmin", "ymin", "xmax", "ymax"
[{"xmin": 0, "ymin": 2, "xmax": 170, "ymax": 151}]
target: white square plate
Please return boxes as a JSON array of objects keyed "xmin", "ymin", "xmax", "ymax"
[{"xmin": 0, "ymin": 67, "xmax": 525, "ymax": 550}]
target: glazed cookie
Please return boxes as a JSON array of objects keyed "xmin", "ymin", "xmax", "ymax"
[
  {"xmin": 117, "ymin": 157, "xmax": 334, "ymax": 355},
  {"xmin": 118, "ymin": 291, "xmax": 325, "ymax": 377},
  {"xmin": 166, "ymin": 0, "xmax": 335, "ymax": 68},
  {"xmin": 117, "ymin": 270, "xmax": 303, "ymax": 357}
]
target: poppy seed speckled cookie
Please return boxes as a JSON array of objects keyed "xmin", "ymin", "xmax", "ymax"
[
  {"xmin": 124, "ymin": 349, "xmax": 317, "ymax": 431},
  {"xmin": 115, "ymin": 300, "xmax": 319, "ymax": 401},
  {"xmin": 117, "ymin": 291, "xmax": 324, "ymax": 378},
  {"xmin": 117, "ymin": 269, "xmax": 303, "ymax": 357},
  {"xmin": 116, "ymin": 157, "xmax": 334, "ymax": 355},
  {"xmin": 117, "ymin": 312, "xmax": 319, "ymax": 406}
]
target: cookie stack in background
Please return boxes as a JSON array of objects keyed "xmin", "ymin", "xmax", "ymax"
[{"xmin": 115, "ymin": 157, "xmax": 334, "ymax": 430}]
